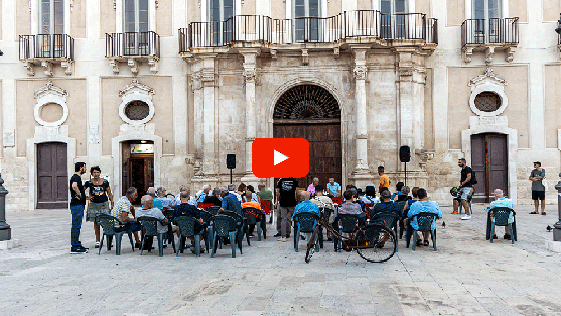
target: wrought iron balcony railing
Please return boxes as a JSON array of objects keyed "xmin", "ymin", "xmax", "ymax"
[
  {"xmin": 19, "ymin": 34, "xmax": 74, "ymax": 60},
  {"xmin": 179, "ymin": 10, "xmax": 438, "ymax": 51},
  {"xmin": 106, "ymin": 31, "xmax": 160, "ymax": 58},
  {"xmin": 461, "ymin": 18, "xmax": 519, "ymax": 47}
]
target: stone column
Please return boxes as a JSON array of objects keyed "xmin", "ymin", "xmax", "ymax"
[
  {"xmin": 200, "ymin": 55, "xmax": 217, "ymax": 177},
  {"xmin": 240, "ymin": 49, "xmax": 260, "ymax": 186},
  {"xmin": 351, "ymin": 47, "xmax": 372, "ymax": 187}
]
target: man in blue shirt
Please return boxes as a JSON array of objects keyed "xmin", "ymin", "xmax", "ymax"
[
  {"xmin": 219, "ymin": 186, "xmax": 242, "ymax": 216},
  {"xmin": 407, "ymin": 188, "xmax": 442, "ymax": 247},
  {"xmin": 488, "ymin": 188, "xmax": 514, "ymax": 239},
  {"xmin": 196, "ymin": 184, "xmax": 211, "ymax": 203},
  {"xmin": 293, "ymin": 191, "xmax": 321, "ymax": 218},
  {"xmin": 327, "ymin": 178, "xmax": 342, "ymax": 197}
]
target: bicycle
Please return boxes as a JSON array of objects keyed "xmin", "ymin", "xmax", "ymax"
[{"xmin": 304, "ymin": 213, "xmax": 397, "ymax": 264}]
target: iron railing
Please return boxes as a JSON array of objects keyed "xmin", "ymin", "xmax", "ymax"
[
  {"xmin": 179, "ymin": 10, "xmax": 438, "ymax": 51},
  {"xmin": 106, "ymin": 31, "xmax": 160, "ymax": 58},
  {"xmin": 461, "ymin": 17, "xmax": 519, "ymax": 47},
  {"xmin": 19, "ymin": 34, "xmax": 74, "ymax": 60}
]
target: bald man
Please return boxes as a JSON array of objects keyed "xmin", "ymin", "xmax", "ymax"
[
  {"xmin": 488, "ymin": 188, "xmax": 514, "ymax": 239},
  {"xmin": 293, "ymin": 190, "xmax": 321, "ymax": 219}
]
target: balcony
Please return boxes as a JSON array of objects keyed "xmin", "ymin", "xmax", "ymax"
[
  {"xmin": 19, "ymin": 34, "xmax": 75, "ymax": 76},
  {"xmin": 106, "ymin": 31, "xmax": 160, "ymax": 74},
  {"xmin": 179, "ymin": 10, "xmax": 437, "ymax": 54},
  {"xmin": 461, "ymin": 18, "xmax": 519, "ymax": 63}
]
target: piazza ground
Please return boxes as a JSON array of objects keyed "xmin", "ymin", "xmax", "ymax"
[{"xmin": 1, "ymin": 205, "xmax": 561, "ymax": 316}]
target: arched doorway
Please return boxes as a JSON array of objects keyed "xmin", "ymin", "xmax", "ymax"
[{"xmin": 273, "ymin": 84, "xmax": 342, "ymax": 189}]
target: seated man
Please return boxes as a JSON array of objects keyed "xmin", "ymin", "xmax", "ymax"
[
  {"xmin": 310, "ymin": 185, "xmax": 334, "ymax": 211},
  {"xmin": 135, "ymin": 195, "xmax": 169, "ymax": 250},
  {"xmin": 361, "ymin": 185, "xmax": 380, "ymax": 205},
  {"xmin": 196, "ymin": 184, "xmax": 211, "ymax": 203},
  {"xmin": 241, "ymin": 191, "xmax": 263, "ymax": 237},
  {"xmin": 147, "ymin": 187, "xmax": 163, "ymax": 210},
  {"xmin": 307, "ymin": 177, "xmax": 319, "ymax": 196},
  {"xmin": 334, "ymin": 190, "xmax": 366, "ymax": 225},
  {"xmin": 173, "ymin": 191, "xmax": 205, "ymax": 252},
  {"xmin": 488, "ymin": 188, "xmax": 514, "ymax": 240},
  {"xmin": 203, "ymin": 187, "xmax": 223, "ymax": 207},
  {"xmin": 327, "ymin": 178, "xmax": 342, "ymax": 198},
  {"xmin": 110, "ymin": 187, "xmax": 142, "ymax": 248},
  {"xmin": 407, "ymin": 188, "xmax": 442, "ymax": 247},
  {"xmin": 156, "ymin": 186, "xmax": 173, "ymax": 210},
  {"xmin": 219, "ymin": 186, "xmax": 243, "ymax": 216},
  {"xmin": 371, "ymin": 190, "xmax": 399, "ymax": 217},
  {"xmin": 293, "ymin": 190, "xmax": 321, "ymax": 218}
]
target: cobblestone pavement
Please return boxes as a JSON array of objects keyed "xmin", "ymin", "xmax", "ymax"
[{"xmin": 1, "ymin": 205, "xmax": 561, "ymax": 316}]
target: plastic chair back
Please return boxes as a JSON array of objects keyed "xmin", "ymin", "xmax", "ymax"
[
  {"xmin": 176, "ymin": 216, "xmax": 199, "ymax": 237},
  {"xmin": 260, "ymin": 200, "xmax": 272, "ymax": 214},
  {"xmin": 394, "ymin": 201, "xmax": 406, "ymax": 215},
  {"xmin": 200, "ymin": 210, "xmax": 213, "ymax": 226},
  {"xmin": 162, "ymin": 209, "xmax": 175, "ymax": 222},
  {"xmin": 96, "ymin": 214, "xmax": 120, "ymax": 235},
  {"xmin": 412, "ymin": 212, "xmax": 438, "ymax": 232},
  {"xmin": 207, "ymin": 206, "xmax": 221, "ymax": 215},
  {"xmin": 212, "ymin": 215, "xmax": 238, "ymax": 237},
  {"xmin": 243, "ymin": 207, "xmax": 259, "ymax": 225},
  {"xmin": 338, "ymin": 214, "xmax": 359, "ymax": 234},
  {"xmin": 490, "ymin": 207, "xmax": 513, "ymax": 226},
  {"xmin": 319, "ymin": 207, "xmax": 332, "ymax": 224},
  {"xmin": 371, "ymin": 212, "xmax": 399, "ymax": 228},
  {"xmin": 293, "ymin": 212, "xmax": 319, "ymax": 233},
  {"xmin": 137, "ymin": 216, "xmax": 159, "ymax": 236},
  {"xmin": 223, "ymin": 211, "xmax": 243, "ymax": 223}
]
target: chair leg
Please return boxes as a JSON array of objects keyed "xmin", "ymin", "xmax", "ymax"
[
  {"xmin": 245, "ymin": 225, "xmax": 251, "ymax": 246},
  {"xmin": 195, "ymin": 234, "xmax": 201, "ymax": 257},
  {"xmin": 294, "ymin": 228, "xmax": 299, "ymax": 252},
  {"xmin": 230, "ymin": 232, "xmax": 237, "ymax": 258},
  {"xmin": 318, "ymin": 227, "xmax": 324, "ymax": 249},
  {"xmin": 170, "ymin": 232, "xmax": 176, "ymax": 253},
  {"xmin": 490, "ymin": 223, "xmax": 495, "ymax": 243},
  {"xmin": 115, "ymin": 233, "xmax": 123, "ymax": 255},
  {"xmin": 337, "ymin": 228, "xmax": 342, "ymax": 252},
  {"xmin": 394, "ymin": 225, "xmax": 399, "ymax": 252},
  {"xmin": 157, "ymin": 234, "xmax": 163, "ymax": 257},
  {"xmin": 509, "ymin": 224, "xmax": 514, "ymax": 244},
  {"xmin": 98, "ymin": 234, "xmax": 105, "ymax": 255},
  {"xmin": 211, "ymin": 233, "xmax": 217, "ymax": 258},
  {"xmin": 127, "ymin": 232, "xmax": 135, "ymax": 252},
  {"xmin": 431, "ymin": 229, "xmax": 437, "ymax": 251},
  {"xmin": 176, "ymin": 236, "xmax": 183, "ymax": 257},
  {"xmin": 107, "ymin": 235, "xmax": 113, "ymax": 250},
  {"xmin": 412, "ymin": 230, "xmax": 418, "ymax": 251},
  {"xmin": 406, "ymin": 222, "xmax": 412, "ymax": 248},
  {"xmin": 257, "ymin": 221, "xmax": 262, "ymax": 241},
  {"xmin": 262, "ymin": 220, "xmax": 267, "ymax": 239},
  {"xmin": 208, "ymin": 226, "xmax": 213, "ymax": 253},
  {"xmin": 140, "ymin": 236, "xmax": 146, "ymax": 255}
]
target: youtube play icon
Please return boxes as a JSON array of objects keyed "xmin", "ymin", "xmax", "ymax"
[{"xmin": 252, "ymin": 138, "xmax": 309, "ymax": 178}]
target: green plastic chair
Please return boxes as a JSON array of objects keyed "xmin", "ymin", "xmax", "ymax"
[
  {"xmin": 137, "ymin": 216, "xmax": 169, "ymax": 257},
  {"xmin": 293, "ymin": 212, "xmax": 320, "ymax": 252},
  {"xmin": 175, "ymin": 216, "xmax": 203, "ymax": 257},
  {"xmin": 335, "ymin": 214, "xmax": 359, "ymax": 252},
  {"xmin": 406, "ymin": 212, "xmax": 438, "ymax": 251},
  {"xmin": 370, "ymin": 211, "xmax": 400, "ymax": 251},
  {"xmin": 489, "ymin": 207, "xmax": 516, "ymax": 244},
  {"xmin": 95, "ymin": 214, "xmax": 135, "ymax": 255},
  {"xmin": 210, "ymin": 215, "xmax": 239, "ymax": 258}
]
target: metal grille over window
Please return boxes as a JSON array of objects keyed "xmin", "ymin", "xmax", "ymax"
[
  {"xmin": 474, "ymin": 91, "xmax": 501, "ymax": 112},
  {"xmin": 273, "ymin": 85, "xmax": 340, "ymax": 120},
  {"xmin": 124, "ymin": 100, "xmax": 150, "ymax": 120}
]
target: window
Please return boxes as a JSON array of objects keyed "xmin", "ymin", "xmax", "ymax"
[
  {"xmin": 124, "ymin": 0, "xmax": 149, "ymax": 33},
  {"xmin": 380, "ymin": 0, "xmax": 408, "ymax": 15},
  {"xmin": 209, "ymin": 0, "xmax": 234, "ymax": 23},
  {"xmin": 380, "ymin": 0, "xmax": 408, "ymax": 38},
  {"xmin": 472, "ymin": 0, "xmax": 502, "ymax": 41},
  {"xmin": 293, "ymin": 0, "xmax": 321, "ymax": 42},
  {"xmin": 124, "ymin": 100, "xmax": 151, "ymax": 121},
  {"xmin": 208, "ymin": 0, "xmax": 235, "ymax": 45},
  {"xmin": 474, "ymin": 92, "xmax": 501, "ymax": 112},
  {"xmin": 472, "ymin": 0, "xmax": 502, "ymax": 20},
  {"xmin": 40, "ymin": 0, "xmax": 64, "ymax": 34}
]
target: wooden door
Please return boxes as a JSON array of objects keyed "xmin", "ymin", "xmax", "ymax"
[
  {"xmin": 126, "ymin": 156, "xmax": 154, "ymax": 205},
  {"xmin": 471, "ymin": 133, "xmax": 508, "ymax": 203},
  {"xmin": 273, "ymin": 122, "xmax": 342, "ymax": 190},
  {"xmin": 37, "ymin": 142, "xmax": 68, "ymax": 209}
]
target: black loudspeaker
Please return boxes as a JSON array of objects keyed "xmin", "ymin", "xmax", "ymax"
[
  {"xmin": 399, "ymin": 146, "xmax": 411, "ymax": 163},
  {"xmin": 227, "ymin": 154, "xmax": 236, "ymax": 169}
]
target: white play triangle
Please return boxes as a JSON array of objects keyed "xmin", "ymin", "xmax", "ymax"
[{"xmin": 274, "ymin": 149, "xmax": 289, "ymax": 166}]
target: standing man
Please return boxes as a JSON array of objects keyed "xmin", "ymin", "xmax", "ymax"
[
  {"xmin": 276, "ymin": 177, "xmax": 299, "ymax": 242},
  {"xmin": 69, "ymin": 162, "xmax": 88, "ymax": 253},
  {"xmin": 529, "ymin": 161, "xmax": 546, "ymax": 215},
  {"xmin": 327, "ymin": 178, "xmax": 342, "ymax": 198},
  {"xmin": 307, "ymin": 178, "xmax": 319, "ymax": 195},
  {"xmin": 453, "ymin": 158, "xmax": 473, "ymax": 220},
  {"xmin": 378, "ymin": 166, "xmax": 390, "ymax": 194}
]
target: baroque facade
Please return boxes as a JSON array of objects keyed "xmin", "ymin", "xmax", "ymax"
[{"xmin": 0, "ymin": 0, "xmax": 558, "ymax": 210}]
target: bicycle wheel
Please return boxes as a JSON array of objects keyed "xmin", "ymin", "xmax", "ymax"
[
  {"xmin": 356, "ymin": 223, "xmax": 396, "ymax": 263},
  {"xmin": 305, "ymin": 224, "xmax": 320, "ymax": 263}
]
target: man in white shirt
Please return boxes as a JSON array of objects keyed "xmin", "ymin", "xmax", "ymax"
[
  {"xmin": 228, "ymin": 184, "xmax": 243, "ymax": 202},
  {"xmin": 310, "ymin": 185, "xmax": 334, "ymax": 211},
  {"xmin": 136, "ymin": 195, "xmax": 168, "ymax": 235}
]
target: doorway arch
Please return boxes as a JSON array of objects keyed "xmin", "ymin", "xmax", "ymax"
[{"xmin": 272, "ymin": 84, "xmax": 342, "ymax": 189}]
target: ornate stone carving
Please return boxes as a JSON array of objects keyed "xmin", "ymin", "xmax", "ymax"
[
  {"xmin": 148, "ymin": 57, "xmax": 159, "ymax": 74},
  {"xmin": 301, "ymin": 49, "xmax": 309, "ymax": 65},
  {"xmin": 506, "ymin": 47, "xmax": 515, "ymax": 63},
  {"xmin": 353, "ymin": 66, "xmax": 367, "ymax": 80},
  {"xmin": 24, "ymin": 62, "xmax": 35, "ymax": 76},
  {"xmin": 416, "ymin": 150, "xmax": 435, "ymax": 170},
  {"xmin": 3, "ymin": 130, "xmax": 15, "ymax": 147},
  {"xmin": 485, "ymin": 46, "xmax": 495, "ymax": 64},
  {"xmin": 61, "ymin": 61, "xmax": 73, "ymax": 75},
  {"xmin": 119, "ymin": 78, "xmax": 155, "ymax": 97},
  {"xmin": 88, "ymin": 125, "xmax": 100, "ymax": 144},
  {"xmin": 34, "ymin": 81, "xmax": 69, "ymax": 127},
  {"xmin": 119, "ymin": 123, "xmax": 156, "ymax": 135},
  {"xmin": 34, "ymin": 125, "xmax": 69, "ymax": 137},
  {"xmin": 41, "ymin": 61, "xmax": 53, "ymax": 77},
  {"xmin": 128, "ymin": 58, "xmax": 138, "ymax": 75},
  {"xmin": 34, "ymin": 80, "xmax": 68, "ymax": 100},
  {"xmin": 191, "ymin": 74, "xmax": 202, "ymax": 91},
  {"xmin": 468, "ymin": 67, "xmax": 507, "ymax": 88},
  {"xmin": 468, "ymin": 68, "xmax": 509, "ymax": 117},
  {"xmin": 270, "ymin": 49, "xmax": 277, "ymax": 60},
  {"xmin": 463, "ymin": 47, "xmax": 473, "ymax": 64},
  {"xmin": 243, "ymin": 69, "xmax": 257, "ymax": 83},
  {"xmin": 110, "ymin": 60, "xmax": 120, "ymax": 74},
  {"xmin": 333, "ymin": 47, "xmax": 339, "ymax": 58}
]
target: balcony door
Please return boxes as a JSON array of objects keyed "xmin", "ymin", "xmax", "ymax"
[
  {"xmin": 472, "ymin": 0, "xmax": 502, "ymax": 43},
  {"xmin": 39, "ymin": 0, "xmax": 64, "ymax": 57},
  {"xmin": 381, "ymin": 0, "xmax": 408, "ymax": 38},
  {"xmin": 294, "ymin": 0, "xmax": 320, "ymax": 42},
  {"xmin": 209, "ymin": 0, "xmax": 235, "ymax": 45},
  {"xmin": 124, "ymin": 0, "xmax": 149, "ymax": 55}
]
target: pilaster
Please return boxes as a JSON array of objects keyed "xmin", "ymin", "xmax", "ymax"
[{"xmin": 240, "ymin": 48, "xmax": 261, "ymax": 186}]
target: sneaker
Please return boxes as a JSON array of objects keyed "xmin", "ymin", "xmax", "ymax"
[
  {"xmin": 70, "ymin": 246, "xmax": 88, "ymax": 254},
  {"xmin": 249, "ymin": 234, "xmax": 255, "ymax": 238},
  {"xmin": 94, "ymin": 242, "xmax": 100, "ymax": 249},
  {"xmin": 278, "ymin": 237, "xmax": 287, "ymax": 242},
  {"xmin": 451, "ymin": 211, "xmax": 458, "ymax": 214},
  {"xmin": 300, "ymin": 234, "xmax": 306, "ymax": 240},
  {"xmin": 274, "ymin": 232, "xmax": 282, "ymax": 237},
  {"xmin": 460, "ymin": 215, "xmax": 471, "ymax": 220}
]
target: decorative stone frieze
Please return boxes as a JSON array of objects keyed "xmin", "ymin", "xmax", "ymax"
[
  {"xmin": 119, "ymin": 77, "xmax": 155, "ymax": 97},
  {"xmin": 35, "ymin": 125, "xmax": 69, "ymax": 137},
  {"xmin": 118, "ymin": 78, "xmax": 155, "ymax": 125},
  {"xmin": 3, "ymin": 130, "xmax": 15, "ymax": 147},
  {"xmin": 33, "ymin": 81, "xmax": 69, "ymax": 127},
  {"xmin": 302, "ymin": 49, "xmax": 309, "ymax": 65},
  {"xmin": 41, "ymin": 61, "xmax": 53, "ymax": 77},
  {"xmin": 469, "ymin": 115, "xmax": 508, "ymax": 128},
  {"xmin": 468, "ymin": 67, "xmax": 508, "ymax": 117},
  {"xmin": 119, "ymin": 123, "xmax": 155, "ymax": 135},
  {"xmin": 353, "ymin": 66, "xmax": 367, "ymax": 81},
  {"xmin": 243, "ymin": 69, "xmax": 257, "ymax": 83}
]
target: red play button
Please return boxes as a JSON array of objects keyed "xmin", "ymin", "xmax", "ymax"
[{"xmin": 252, "ymin": 138, "xmax": 309, "ymax": 178}]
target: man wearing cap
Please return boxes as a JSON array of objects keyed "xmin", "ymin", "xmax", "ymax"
[{"xmin": 529, "ymin": 161, "xmax": 546, "ymax": 215}]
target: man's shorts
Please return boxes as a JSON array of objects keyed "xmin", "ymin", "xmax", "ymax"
[
  {"xmin": 532, "ymin": 190, "xmax": 545, "ymax": 201},
  {"xmin": 459, "ymin": 187, "xmax": 472, "ymax": 200}
]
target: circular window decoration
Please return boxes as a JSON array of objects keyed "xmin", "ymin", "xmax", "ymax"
[
  {"xmin": 40, "ymin": 103, "xmax": 64, "ymax": 123},
  {"xmin": 124, "ymin": 100, "xmax": 150, "ymax": 121},
  {"xmin": 34, "ymin": 98, "xmax": 68, "ymax": 127},
  {"xmin": 474, "ymin": 92, "xmax": 501, "ymax": 112}
]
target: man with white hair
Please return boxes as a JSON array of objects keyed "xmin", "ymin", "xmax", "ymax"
[
  {"xmin": 147, "ymin": 187, "xmax": 163, "ymax": 210},
  {"xmin": 135, "ymin": 195, "xmax": 169, "ymax": 250},
  {"xmin": 196, "ymin": 184, "xmax": 212, "ymax": 203},
  {"xmin": 228, "ymin": 184, "xmax": 243, "ymax": 202},
  {"xmin": 307, "ymin": 178, "xmax": 319, "ymax": 195},
  {"xmin": 174, "ymin": 185, "xmax": 196, "ymax": 206},
  {"xmin": 488, "ymin": 188, "xmax": 514, "ymax": 240},
  {"xmin": 156, "ymin": 186, "xmax": 173, "ymax": 210}
]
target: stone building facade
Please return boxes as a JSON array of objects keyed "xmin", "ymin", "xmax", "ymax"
[{"xmin": 0, "ymin": 0, "xmax": 558, "ymax": 210}]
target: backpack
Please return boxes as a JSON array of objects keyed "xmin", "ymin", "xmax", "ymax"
[{"xmin": 470, "ymin": 170, "xmax": 477, "ymax": 185}]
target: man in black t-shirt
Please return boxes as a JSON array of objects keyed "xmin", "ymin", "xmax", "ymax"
[
  {"xmin": 275, "ymin": 177, "xmax": 299, "ymax": 242},
  {"xmin": 453, "ymin": 158, "xmax": 473, "ymax": 220},
  {"xmin": 69, "ymin": 162, "xmax": 88, "ymax": 253}
]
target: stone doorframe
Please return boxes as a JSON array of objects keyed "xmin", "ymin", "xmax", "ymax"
[
  {"xmin": 26, "ymin": 133, "xmax": 76, "ymax": 210},
  {"xmin": 111, "ymin": 133, "xmax": 162, "ymax": 200},
  {"xmin": 265, "ymin": 78, "xmax": 348, "ymax": 189},
  {"xmin": 461, "ymin": 124, "xmax": 518, "ymax": 204}
]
